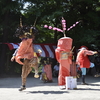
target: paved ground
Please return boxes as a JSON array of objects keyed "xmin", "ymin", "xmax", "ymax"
[{"xmin": 0, "ymin": 75, "xmax": 100, "ymax": 100}]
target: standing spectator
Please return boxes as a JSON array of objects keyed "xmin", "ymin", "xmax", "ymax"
[
  {"xmin": 76, "ymin": 46, "xmax": 97, "ymax": 85},
  {"xmin": 95, "ymin": 51, "xmax": 100, "ymax": 74}
]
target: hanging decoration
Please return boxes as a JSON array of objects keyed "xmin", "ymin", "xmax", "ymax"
[{"xmin": 44, "ymin": 17, "xmax": 81, "ymax": 37}]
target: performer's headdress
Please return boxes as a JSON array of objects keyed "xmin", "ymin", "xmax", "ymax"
[{"xmin": 15, "ymin": 16, "xmax": 39, "ymax": 38}]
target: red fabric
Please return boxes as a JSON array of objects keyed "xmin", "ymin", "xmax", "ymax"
[
  {"xmin": 15, "ymin": 39, "xmax": 34, "ymax": 65},
  {"xmin": 49, "ymin": 45, "xmax": 56, "ymax": 58},
  {"xmin": 40, "ymin": 44, "xmax": 49, "ymax": 57},
  {"xmin": 4, "ymin": 43, "xmax": 19, "ymax": 50},
  {"xmin": 3, "ymin": 43, "xmax": 56, "ymax": 58},
  {"xmin": 44, "ymin": 64, "xmax": 52, "ymax": 81},
  {"xmin": 55, "ymin": 37, "xmax": 73, "ymax": 86},
  {"xmin": 4, "ymin": 43, "xmax": 14, "ymax": 50},
  {"xmin": 57, "ymin": 37, "xmax": 72, "ymax": 51},
  {"xmin": 58, "ymin": 57, "xmax": 71, "ymax": 85},
  {"xmin": 70, "ymin": 61, "xmax": 77, "ymax": 76},
  {"xmin": 76, "ymin": 50, "xmax": 95, "ymax": 68},
  {"xmin": 80, "ymin": 46, "xmax": 88, "ymax": 50}
]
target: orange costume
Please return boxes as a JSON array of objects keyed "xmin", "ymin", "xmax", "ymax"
[
  {"xmin": 11, "ymin": 25, "xmax": 40, "ymax": 91},
  {"xmin": 15, "ymin": 38, "xmax": 34, "ymax": 65},
  {"xmin": 55, "ymin": 37, "xmax": 73, "ymax": 86},
  {"xmin": 76, "ymin": 46, "xmax": 97, "ymax": 85},
  {"xmin": 44, "ymin": 64, "xmax": 52, "ymax": 81},
  {"xmin": 76, "ymin": 49, "xmax": 95, "ymax": 68},
  {"xmin": 40, "ymin": 57, "xmax": 53, "ymax": 82}
]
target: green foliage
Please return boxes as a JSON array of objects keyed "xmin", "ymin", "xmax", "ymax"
[
  {"xmin": 1, "ymin": 0, "xmax": 100, "ymax": 74},
  {"xmin": 0, "ymin": 0, "xmax": 100, "ymax": 45}
]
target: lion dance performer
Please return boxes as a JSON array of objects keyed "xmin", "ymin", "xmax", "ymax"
[
  {"xmin": 55, "ymin": 37, "xmax": 73, "ymax": 89},
  {"xmin": 11, "ymin": 25, "xmax": 42, "ymax": 91}
]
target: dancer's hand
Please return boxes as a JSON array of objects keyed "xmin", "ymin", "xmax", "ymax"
[
  {"xmin": 38, "ymin": 49, "xmax": 42, "ymax": 55},
  {"xmin": 93, "ymin": 51, "xmax": 98, "ymax": 54},
  {"xmin": 11, "ymin": 56, "xmax": 15, "ymax": 62}
]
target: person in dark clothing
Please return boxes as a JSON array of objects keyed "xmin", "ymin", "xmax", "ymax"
[{"xmin": 95, "ymin": 54, "xmax": 100, "ymax": 74}]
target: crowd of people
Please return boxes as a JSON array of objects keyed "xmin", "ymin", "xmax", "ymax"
[{"xmin": 10, "ymin": 24, "xmax": 100, "ymax": 91}]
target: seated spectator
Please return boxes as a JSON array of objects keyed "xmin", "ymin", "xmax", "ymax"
[
  {"xmin": 40, "ymin": 57, "xmax": 53, "ymax": 83},
  {"xmin": 53, "ymin": 63, "xmax": 59, "ymax": 77}
]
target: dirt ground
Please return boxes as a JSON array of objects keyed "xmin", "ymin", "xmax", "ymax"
[{"xmin": 0, "ymin": 75, "xmax": 100, "ymax": 100}]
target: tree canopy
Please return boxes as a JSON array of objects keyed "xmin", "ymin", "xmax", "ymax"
[
  {"xmin": 0, "ymin": 0, "xmax": 100, "ymax": 49},
  {"xmin": 0, "ymin": 0, "xmax": 100, "ymax": 74}
]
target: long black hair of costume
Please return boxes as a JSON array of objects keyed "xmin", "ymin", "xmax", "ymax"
[{"xmin": 15, "ymin": 25, "xmax": 39, "ymax": 38}]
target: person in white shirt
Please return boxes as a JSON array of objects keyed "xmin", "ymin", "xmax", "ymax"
[{"xmin": 53, "ymin": 63, "xmax": 59, "ymax": 77}]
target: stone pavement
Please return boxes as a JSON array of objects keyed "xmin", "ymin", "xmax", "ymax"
[{"xmin": 0, "ymin": 75, "xmax": 100, "ymax": 100}]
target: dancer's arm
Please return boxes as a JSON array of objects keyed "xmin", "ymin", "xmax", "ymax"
[{"xmin": 11, "ymin": 48, "xmax": 18, "ymax": 61}]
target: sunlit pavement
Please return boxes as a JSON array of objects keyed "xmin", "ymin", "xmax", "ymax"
[{"xmin": 0, "ymin": 75, "xmax": 100, "ymax": 100}]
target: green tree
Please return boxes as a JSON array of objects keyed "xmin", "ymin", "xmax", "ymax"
[
  {"xmin": 22, "ymin": 0, "xmax": 100, "ymax": 49},
  {"xmin": 0, "ymin": 0, "xmax": 24, "ymax": 74},
  {"xmin": 0, "ymin": 0, "xmax": 100, "ymax": 75}
]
